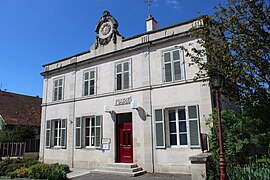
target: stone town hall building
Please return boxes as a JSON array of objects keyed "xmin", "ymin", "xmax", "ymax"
[{"xmin": 39, "ymin": 11, "xmax": 211, "ymax": 177}]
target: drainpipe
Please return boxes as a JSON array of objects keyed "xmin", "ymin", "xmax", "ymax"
[
  {"xmin": 147, "ymin": 40, "xmax": 155, "ymax": 173},
  {"xmin": 71, "ymin": 61, "xmax": 77, "ymax": 168}
]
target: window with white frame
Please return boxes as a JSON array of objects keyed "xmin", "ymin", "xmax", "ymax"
[
  {"xmin": 163, "ymin": 49, "xmax": 184, "ymax": 82},
  {"xmin": 53, "ymin": 77, "xmax": 64, "ymax": 101},
  {"xmin": 83, "ymin": 69, "xmax": 96, "ymax": 96},
  {"xmin": 154, "ymin": 105, "xmax": 200, "ymax": 149},
  {"xmin": 75, "ymin": 115, "xmax": 102, "ymax": 148},
  {"xmin": 115, "ymin": 60, "xmax": 131, "ymax": 91},
  {"xmin": 45, "ymin": 119, "xmax": 67, "ymax": 148}
]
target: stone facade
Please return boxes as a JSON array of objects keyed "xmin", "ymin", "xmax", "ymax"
[{"xmin": 40, "ymin": 11, "xmax": 211, "ymax": 175}]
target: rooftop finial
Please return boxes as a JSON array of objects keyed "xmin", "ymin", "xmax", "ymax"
[{"xmin": 145, "ymin": 0, "xmax": 153, "ymax": 17}]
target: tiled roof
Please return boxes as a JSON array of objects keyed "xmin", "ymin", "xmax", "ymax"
[{"xmin": 0, "ymin": 91, "xmax": 42, "ymax": 127}]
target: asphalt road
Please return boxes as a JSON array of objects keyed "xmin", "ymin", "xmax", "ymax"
[{"xmin": 71, "ymin": 172, "xmax": 192, "ymax": 180}]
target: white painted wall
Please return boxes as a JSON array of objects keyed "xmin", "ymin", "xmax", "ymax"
[{"xmin": 40, "ymin": 17, "xmax": 211, "ymax": 174}]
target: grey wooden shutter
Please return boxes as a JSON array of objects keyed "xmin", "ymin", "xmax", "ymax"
[
  {"xmin": 61, "ymin": 119, "xmax": 67, "ymax": 148},
  {"xmin": 75, "ymin": 117, "xmax": 82, "ymax": 148},
  {"xmin": 173, "ymin": 50, "xmax": 181, "ymax": 81},
  {"xmin": 95, "ymin": 116, "xmax": 102, "ymax": 148},
  {"xmin": 188, "ymin": 105, "xmax": 200, "ymax": 148},
  {"xmin": 45, "ymin": 120, "xmax": 51, "ymax": 148},
  {"xmin": 155, "ymin": 109, "xmax": 166, "ymax": 148},
  {"xmin": 163, "ymin": 52, "xmax": 172, "ymax": 82},
  {"xmin": 123, "ymin": 62, "xmax": 129, "ymax": 89}
]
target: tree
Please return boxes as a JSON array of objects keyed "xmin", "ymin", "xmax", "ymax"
[
  {"xmin": 184, "ymin": 0, "xmax": 270, "ymax": 134},
  {"xmin": 0, "ymin": 125, "xmax": 36, "ymax": 142}
]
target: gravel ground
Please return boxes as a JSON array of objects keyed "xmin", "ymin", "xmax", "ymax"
[{"xmin": 71, "ymin": 172, "xmax": 192, "ymax": 180}]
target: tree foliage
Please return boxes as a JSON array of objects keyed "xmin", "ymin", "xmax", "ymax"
[
  {"xmin": 185, "ymin": 0, "xmax": 270, "ymax": 131},
  {"xmin": 0, "ymin": 125, "xmax": 36, "ymax": 142},
  {"xmin": 207, "ymin": 109, "xmax": 270, "ymax": 179}
]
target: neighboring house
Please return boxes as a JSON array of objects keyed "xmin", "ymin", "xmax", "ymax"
[
  {"xmin": 40, "ymin": 11, "xmax": 213, "ymax": 175},
  {"xmin": 0, "ymin": 91, "xmax": 42, "ymax": 138}
]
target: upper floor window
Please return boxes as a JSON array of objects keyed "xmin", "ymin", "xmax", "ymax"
[
  {"xmin": 53, "ymin": 77, "xmax": 64, "ymax": 101},
  {"xmin": 115, "ymin": 60, "xmax": 131, "ymax": 91},
  {"xmin": 163, "ymin": 49, "xmax": 184, "ymax": 82},
  {"xmin": 83, "ymin": 69, "xmax": 96, "ymax": 96}
]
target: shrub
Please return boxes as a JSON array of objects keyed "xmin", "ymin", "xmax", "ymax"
[
  {"xmin": 28, "ymin": 163, "xmax": 50, "ymax": 179},
  {"xmin": 48, "ymin": 167, "xmax": 68, "ymax": 180},
  {"xmin": 0, "ymin": 158, "xmax": 39, "ymax": 176},
  {"xmin": 52, "ymin": 163, "xmax": 70, "ymax": 173},
  {"xmin": 47, "ymin": 163, "xmax": 69, "ymax": 180},
  {"xmin": 15, "ymin": 166, "xmax": 29, "ymax": 178},
  {"xmin": 228, "ymin": 166, "xmax": 270, "ymax": 180}
]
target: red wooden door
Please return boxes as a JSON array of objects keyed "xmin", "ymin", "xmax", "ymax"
[{"xmin": 118, "ymin": 122, "xmax": 133, "ymax": 163}]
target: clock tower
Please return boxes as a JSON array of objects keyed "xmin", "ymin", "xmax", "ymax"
[{"xmin": 93, "ymin": 11, "xmax": 122, "ymax": 49}]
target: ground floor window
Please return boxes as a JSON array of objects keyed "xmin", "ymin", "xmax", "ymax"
[
  {"xmin": 75, "ymin": 115, "xmax": 102, "ymax": 149},
  {"xmin": 155, "ymin": 105, "xmax": 200, "ymax": 149},
  {"xmin": 46, "ymin": 119, "xmax": 67, "ymax": 148}
]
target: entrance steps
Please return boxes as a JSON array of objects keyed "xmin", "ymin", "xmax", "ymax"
[{"xmin": 92, "ymin": 163, "xmax": 146, "ymax": 177}]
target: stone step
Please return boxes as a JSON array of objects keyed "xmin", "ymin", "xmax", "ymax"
[
  {"xmin": 104, "ymin": 163, "xmax": 138, "ymax": 168},
  {"xmin": 99, "ymin": 166, "xmax": 143, "ymax": 173},
  {"xmin": 92, "ymin": 169, "xmax": 147, "ymax": 177},
  {"xmin": 92, "ymin": 163, "xmax": 146, "ymax": 177}
]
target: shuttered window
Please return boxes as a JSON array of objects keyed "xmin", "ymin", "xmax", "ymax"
[
  {"xmin": 83, "ymin": 68, "xmax": 96, "ymax": 96},
  {"xmin": 75, "ymin": 115, "xmax": 102, "ymax": 149},
  {"xmin": 45, "ymin": 120, "xmax": 51, "ymax": 148},
  {"xmin": 45, "ymin": 119, "xmax": 67, "ymax": 148},
  {"xmin": 53, "ymin": 77, "xmax": 64, "ymax": 101},
  {"xmin": 155, "ymin": 105, "xmax": 200, "ymax": 149},
  {"xmin": 75, "ymin": 118, "xmax": 82, "ymax": 148},
  {"xmin": 163, "ymin": 50, "xmax": 184, "ymax": 82},
  {"xmin": 188, "ymin": 105, "xmax": 200, "ymax": 148},
  {"xmin": 155, "ymin": 109, "xmax": 165, "ymax": 148},
  {"xmin": 115, "ymin": 60, "xmax": 131, "ymax": 90},
  {"xmin": 167, "ymin": 106, "xmax": 200, "ymax": 148}
]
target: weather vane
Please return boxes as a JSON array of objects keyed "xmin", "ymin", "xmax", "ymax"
[{"xmin": 145, "ymin": 0, "xmax": 153, "ymax": 17}]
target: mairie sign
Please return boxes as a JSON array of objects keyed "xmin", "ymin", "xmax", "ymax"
[{"xmin": 115, "ymin": 96, "xmax": 132, "ymax": 106}]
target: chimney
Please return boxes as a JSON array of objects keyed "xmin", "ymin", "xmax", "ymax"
[{"xmin": 146, "ymin": 15, "xmax": 158, "ymax": 32}]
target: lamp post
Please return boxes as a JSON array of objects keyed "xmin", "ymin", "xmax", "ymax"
[{"xmin": 211, "ymin": 72, "xmax": 226, "ymax": 180}]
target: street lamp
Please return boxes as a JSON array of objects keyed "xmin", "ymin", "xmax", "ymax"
[{"xmin": 211, "ymin": 71, "xmax": 226, "ymax": 180}]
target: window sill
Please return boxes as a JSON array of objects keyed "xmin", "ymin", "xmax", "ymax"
[{"xmin": 46, "ymin": 146, "xmax": 66, "ymax": 149}]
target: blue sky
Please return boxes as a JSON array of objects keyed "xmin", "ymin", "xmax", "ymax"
[{"xmin": 0, "ymin": 0, "xmax": 227, "ymax": 97}]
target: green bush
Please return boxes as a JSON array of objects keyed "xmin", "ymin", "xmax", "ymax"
[
  {"xmin": 206, "ymin": 109, "xmax": 270, "ymax": 179},
  {"xmin": 48, "ymin": 167, "xmax": 68, "ymax": 180},
  {"xmin": 15, "ymin": 166, "xmax": 29, "ymax": 178},
  {"xmin": 0, "ymin": 159, "xmax": 70, "ymax": 179},
  {"xmin": 228, "ymin": 167, "xmax": 270, "ymax": 180},
  {"xmin": 28, "ymin": 163, "xmax": 50, "ymax": 179},
  {"xmin": 0, "ymin": 158, "xmax": 39, "ymax": 176},
  {"xmin": 52, "ymin": 163, "xmax": 70, "ymax": 173},
  {"xmin": 47, "ymin": 163, "xmax": 69, "ymax": 180}
]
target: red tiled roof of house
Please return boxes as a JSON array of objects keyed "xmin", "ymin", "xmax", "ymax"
[{"xmin": 0, "ymin": 91, "xmax": 42, "ymax": 127}]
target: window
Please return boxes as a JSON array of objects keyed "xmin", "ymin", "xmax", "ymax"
[
  {"xmin": 45, "ymin": 119, "xmax": 67, "ymax": 148},
  {"xmin": 115, "ymin": 60, "xmax": 131, "ymax": 90},
  {"xmin": 155, "ymin": 105, "xmax": 200, "ymax": 148},
  {"xmin": 75, "ymin": 116, "xmax": 102, "ymax": 148},
  {"xmin": 83, "ymin": 69, "xmax": 96, "ymax": 96},
  {"xmin": 168, "ymin": 108, "xmax": 188, "ymax": 146},
  {"xmin": 53, "ymin": 77, "xmax": 64, "ymax": 101},
  {"xmin": 163, "ymin": 49, "xmax": 184, "ymax": 82}
]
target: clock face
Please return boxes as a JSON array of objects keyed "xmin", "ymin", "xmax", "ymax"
[{"xmin": 99, "ymin": 22, "xmax": 113, "ymax": 39}]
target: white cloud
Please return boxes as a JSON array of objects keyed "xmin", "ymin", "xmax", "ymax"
[{"xmin": 166, "ymin": 0, "xmax": 181, "ymax": 9}]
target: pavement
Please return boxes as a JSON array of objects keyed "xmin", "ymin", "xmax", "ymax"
[{"xmin": 67, "ymin": 169, "xmax": 192, "ymax": 180}]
